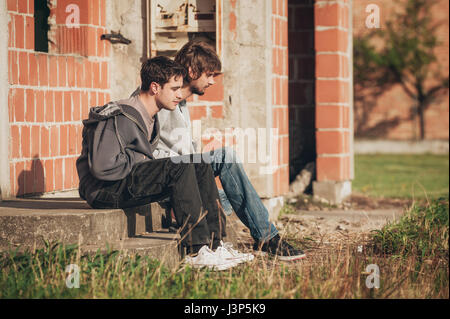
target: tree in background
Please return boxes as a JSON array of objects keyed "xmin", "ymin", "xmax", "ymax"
[{"xmin": 354, "ymin": 0, "xmax": 449, "ymax": 140}]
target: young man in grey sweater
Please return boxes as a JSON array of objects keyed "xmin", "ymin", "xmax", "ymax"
[
  {"xmin": 77, "ymin": 56, "xmax": 250, "ymax": 269},
  {"xmin": 149, "ymin": 41, "xmax": 306, "ymax": 261}
]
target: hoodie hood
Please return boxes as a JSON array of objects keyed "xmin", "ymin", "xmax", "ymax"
[{"xmin": 84, "ymin": 102, "xmax": 124, "ymax": 125}]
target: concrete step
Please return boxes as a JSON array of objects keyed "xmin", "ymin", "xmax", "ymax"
[
  {"xmin": 81, "ymin": 231, "xmax": 181, "ymax": 269},
  {"xmin": 0, "ymin": 198, "xmax": 169, "ymax": 248},
  {"xmin": 0, "ymin": 198, "xmax": 244, "ymax": 267}
]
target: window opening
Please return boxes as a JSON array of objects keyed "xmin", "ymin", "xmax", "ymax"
[{"xmin": 34, "ymin": 0, "xmax": 51, "ymax": 52}]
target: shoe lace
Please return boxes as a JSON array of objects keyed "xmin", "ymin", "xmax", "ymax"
[
  {"xmin": 197, "ymin": 246, "xmax": 232, "ymax": 264},
  {"xmin": 220, "ymin": 241, "xmax": 255, "ymax": 260},
  {"xmin": 197, "ymin": 245, "xmax": 215, "ymax": 257},
  {"xmin": 221, "ymin": 241, "xmax": 239, "ymax": 255},
  {"xmin": 277, "ymin": 238, "xmax": 297, "ymax": 253}
]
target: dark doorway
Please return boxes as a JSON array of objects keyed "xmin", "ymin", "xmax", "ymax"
[{"xmin": 288, "ymin": 0, "xmax": 316, "ymax": 184}]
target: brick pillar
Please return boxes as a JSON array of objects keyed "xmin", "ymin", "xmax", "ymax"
[
  {"xmin": 313, "ymin": 0, "xmax": 354, "ymax": 204},
  {"xmin": 272, "ymin": 0, "xmax": 289, "ymax": 197}
]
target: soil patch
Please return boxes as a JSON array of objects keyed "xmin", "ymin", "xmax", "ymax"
[
  {"xmin": 291, "ymin": 192, "xmax": 414, "ymax": 212},
  {"xmin": 231, "ymin": 193, "xmax": 411, "ymax": 263}
]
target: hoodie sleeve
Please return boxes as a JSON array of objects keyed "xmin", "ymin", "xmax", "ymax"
[{"xmin": 88, "ymin": 116, "xmax": 138, "ymax": 181}]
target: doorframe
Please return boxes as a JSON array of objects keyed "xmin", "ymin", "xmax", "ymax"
[{"xmin": 0, "ymin": 1, "xmax": 11, "ymax": 199}]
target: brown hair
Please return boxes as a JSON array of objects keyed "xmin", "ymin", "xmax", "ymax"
[
  {"xmin": 140, "ymin": 56, "xmax": 187, "ymax": 92},
  {"xmin": 174, "ymin": 40, "xmax": 222, "ymax": 83}
]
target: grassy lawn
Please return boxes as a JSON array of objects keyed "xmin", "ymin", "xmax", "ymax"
[
  {"xmin": 353, "ymin": 154, "xmax": 449, "ymax": 199},
  {"xmin": 0, "ymin": 154, "xmax": 448, "ymax": 299},
  {"xmin": 1, "ymin": 197, "xmax": 448, "ymax": 299},
  {"xmin": 0, "ymin": 198, "xmax": 449, "ymax": 299}
]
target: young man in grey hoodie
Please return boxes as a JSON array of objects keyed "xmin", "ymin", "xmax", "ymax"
[
  {"xmin": 149, "ymin": 41, "xmax": 306, "ymax": 261},
  {"xmin": 76, "ymin": 56, "xmax": 228, "ymax": 258}
]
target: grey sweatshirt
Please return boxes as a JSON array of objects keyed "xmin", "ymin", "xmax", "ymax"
[
  {"xmin": 153, "ymin": 100, "xmax": 197, "ymax": 158},
  {"xmin": 153, "ymin": 99, "xmax": 233, "ymax": 215},
  {"xmin": 76, "ymin": 98, "xmax": 159, "ymax": 206},
  {"xmin": 130, "ymin": 88, "xmax": 196, "ymax": 158}
]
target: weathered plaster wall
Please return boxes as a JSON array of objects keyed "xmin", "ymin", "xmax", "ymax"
[
  {"xmin": 221, "ymin": 0, "xmax": 274, "ymax": 198},
  {"xmin": 106, "ymin": 0, "xmax": 145, "ymax": 101}
]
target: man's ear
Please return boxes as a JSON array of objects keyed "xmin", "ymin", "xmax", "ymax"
[
  {"xmin": 188, "ymin": 67, "xmax": 197, "ymax": 80},
  {"xmin": 150, "ymin": 82, "xmax": 160, "ymax": 95}
]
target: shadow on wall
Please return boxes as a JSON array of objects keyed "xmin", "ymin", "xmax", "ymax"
[
  {"xmin": 354, "ymin": 86, "xmax": 402, "ymax": 138},
  {"xmin": 17, "ymin": 155, "xmax": 45, "ymax": 197},
  {"xmin": 353, "ymin": 34, "xmax": 403, "ymax": 138},
  {"xmin": 353, "ymin": 0, "xmax": 450, "ymax": 140}
]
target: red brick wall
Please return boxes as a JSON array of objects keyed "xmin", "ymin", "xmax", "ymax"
[
  {"xmin": 353, "ymin": 0, "xmax": 449, "ymax": 140},
  {"xmin": 314, "ymin": 0, "xmax": 352, "ymax": 182},
  {"xmin": 288, "ymin": 0, "xmax": 316, "ymax": 181},
  {"xmin": 272, "ymin": 0, "xmax": 289, "ymax": 197},
  {"xmin": 188, "ymin": 74, "xmax": 225, "ymax": 123},
  {"xmin": 7, "ymin": 0, "xmax": 110, "ymax": 197},
  {"xmin": 191, "ymin": 73, "xmax": 226, "ymax": 155}
]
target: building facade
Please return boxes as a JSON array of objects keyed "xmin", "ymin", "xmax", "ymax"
[
  {"xmin": 1, "ymin": 0, "xmax": 354, "ymax": 208},
  {"xmin": 353, "ymin": 0, "xmax": 449, "ymax": 140}
]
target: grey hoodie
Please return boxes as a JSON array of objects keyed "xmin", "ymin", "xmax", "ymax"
[
  {"xmin": 130, "ymin": 88, "xmax": 197, "ymax": 158},
  {"xmin": 76, "ymin": 99, "xmax": 160, "ymax": 206}
]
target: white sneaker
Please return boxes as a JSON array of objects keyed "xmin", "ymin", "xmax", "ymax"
[
  {"xmin": 215, "ymin": 241, "xmax": 254, "ymax": 264},
  {"xmin": 184, "ymin": 245, "xmax": 239, "ymax": 271}
]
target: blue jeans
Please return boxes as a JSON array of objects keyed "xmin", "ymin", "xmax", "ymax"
[{"xmin": 208, "ymin": 147, "xmax": 278, "ymax": 242}]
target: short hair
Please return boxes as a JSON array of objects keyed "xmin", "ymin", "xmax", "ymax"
[
  {"xmin": 174, "ymin": 40, "xmax": 222, "ymax": 83},
  {"xmin": 140, "ymin": 56, "xmax": 187, "ymax": 92}
]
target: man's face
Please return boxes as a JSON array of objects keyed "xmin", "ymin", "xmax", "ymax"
[
  {"xmin": 189, "ymin": 71, "xmax": 217, "ymax": 96},
  {"xmin": 155, "ymin": 76, "xmax": 183, "ymax": 111}
]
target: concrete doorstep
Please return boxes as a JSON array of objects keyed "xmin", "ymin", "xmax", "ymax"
[
  {"xmin": 354, "ymin": 139, "xmax": 449, "ymax": 155},
  {"xmin": 0, "ymin": 198, "xmax": 242, "ymax": 268}
]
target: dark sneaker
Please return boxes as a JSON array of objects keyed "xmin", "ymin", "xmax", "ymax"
[{"xmin": 253, "ymin": 234, "xmax": 306, "ymax": 261}]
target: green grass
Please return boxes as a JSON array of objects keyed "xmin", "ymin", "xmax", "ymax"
[
  {"xmin": 1, "ymin": 197, "xmax": 448, "ymax": 299},
  {"xmin": 370, "ymin": 196, "xmax": 449, "ymax": 295},
  {"xmin": 353, "ymin": 154, "xmax": 449, "ymax": 199},
  {"xmin": 372, "ymin": 196, "xmax": 449, "ymax": 260}
]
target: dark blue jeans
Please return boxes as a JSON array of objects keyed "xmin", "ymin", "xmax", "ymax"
[
  {"xmin": 91, "ymin": 157, "xmax": 226, "ymax": 248},
  {"xmin": 208, "ymin": 147, "xmax": 279, "ymax": 242}
]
